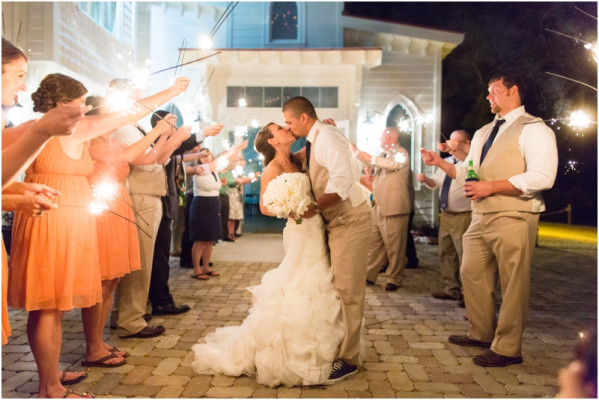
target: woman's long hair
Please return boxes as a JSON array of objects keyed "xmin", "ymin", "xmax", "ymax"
[
  {"xmin": 254, "ymin": 123, "xmax": 303, "ymax": 171},
  {"xmin": 2, "ymin": 37, "xmax": 27, "ymax": 70},
  {"xmin": 31, "ymin": 73, "xmax": 87, "ymax": 113}
]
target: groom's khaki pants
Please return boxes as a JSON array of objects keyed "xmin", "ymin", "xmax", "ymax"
[{"xmin": 325, "ymin": 201, "xmax": 372, "ymax": 364}]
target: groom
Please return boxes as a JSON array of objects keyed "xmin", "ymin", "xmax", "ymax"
[{"xmin": 283, "ymin": 97, "xmax": 372, "ymax": 384}]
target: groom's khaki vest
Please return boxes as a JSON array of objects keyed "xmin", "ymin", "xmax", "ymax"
[
  {"xmin": 475, "ymin": 114, "xmax": 539, "ymax": 214},
  {"xmin": 307, "ymin": 129, "xmax": 353, "ymax": 224}
]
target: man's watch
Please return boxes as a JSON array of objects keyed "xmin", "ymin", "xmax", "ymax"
[{"xmin": 311, "ymin": 203, "xmax": 321, "ymax": 213}]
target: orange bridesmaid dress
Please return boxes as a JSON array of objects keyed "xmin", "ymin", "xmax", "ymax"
[
  {"xmin": 2, "ymin": 239, "xmax": 11, "ymax": 344},
  {"xmin": 8, "ymin": 138, "xmax": 102, "ymax": 311},
  {"xmin": 88, "ymin": 138, "xmax": 141, "ymax": 280}
]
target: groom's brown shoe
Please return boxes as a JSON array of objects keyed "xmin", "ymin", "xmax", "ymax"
[{"xmin": 473, "ymin": 349, "xmax": 523, "ymax": 367}]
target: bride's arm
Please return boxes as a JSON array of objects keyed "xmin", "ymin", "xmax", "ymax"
[{"xmin": 258, "ymin": 164, "xmax": 282, "ymax": 217}]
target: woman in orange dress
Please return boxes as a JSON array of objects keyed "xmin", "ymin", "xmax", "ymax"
[
  {"xmin": 8, "ymin": 73, "xmax": 189, "ymax": 398},
  {"xmin": 85, "ymin": 96, "xmax": 176, "ymax": 360}
]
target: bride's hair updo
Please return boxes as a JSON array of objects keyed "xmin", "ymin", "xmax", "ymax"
[
  {"xmin": 254, "ymin": 122, "xmax": 303, "ymax": 171},
  {"xmin": 31, "ymin": 73, "xmax": 87, "ymax": 113}
]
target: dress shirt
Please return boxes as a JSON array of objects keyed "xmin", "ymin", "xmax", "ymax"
[
  {"xmin": 424, "ymin": 156, "xmax": 471, "ymax": 213},
  {"xmin": 307, "ymin": 120, "xmax": 368, "ymax": 207},
  {"xmin": 456, "ymin": 106, "xmax": 558, "ymax": 210}
]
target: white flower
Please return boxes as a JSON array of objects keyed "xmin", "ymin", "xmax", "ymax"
[{"xmin": 262, "ymin": 173, "xmax": 311, "ymax": 224}]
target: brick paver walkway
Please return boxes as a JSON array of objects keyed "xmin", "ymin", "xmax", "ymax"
[{"xmin": 2, "ymin": 226, "xmax": 596, "ymax": 398}]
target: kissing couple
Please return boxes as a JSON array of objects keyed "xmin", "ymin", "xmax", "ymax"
[{"xmin": 191, "ymin": 96, "xmax": 372, "ymax": 387}]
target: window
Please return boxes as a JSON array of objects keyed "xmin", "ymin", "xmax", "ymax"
[
  {"xmin": 265, "ymin": 2, "xmax": 305, "ymax": 46},
  {"xmin": 270, "ymin": 2, "xmax": 298, "ymax": 41},
  {"xmin": 387, "ymin": 104, "xmax": 415, "ymax": 160},
  {"xmin": 228, "ymin": 86, "xmax": 338, "ymax": 108},
  {"xmin": 79, "ymin": 2, "xmax": 117, "ymax": 34}
]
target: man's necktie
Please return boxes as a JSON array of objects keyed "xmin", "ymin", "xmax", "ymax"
[
  {"xmin": 479, "ymin": 119, "xmax": 505, "ymax": 164},
  {"xmin": 305, "ymin": 140, "xmax": 311, "ymax": 169},
  {"xmin": 439, "ymin": 157, "xmax": 457, "ymax": 211}
]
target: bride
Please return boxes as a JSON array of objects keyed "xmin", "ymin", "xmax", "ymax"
[{"xmin": 190, "ymin": 123, "xmax": 344, "ymax": 387}]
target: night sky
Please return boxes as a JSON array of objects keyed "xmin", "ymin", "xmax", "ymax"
[{"xmin": 345, "ymin": 2, "xmax": 598, "ymax": 226}]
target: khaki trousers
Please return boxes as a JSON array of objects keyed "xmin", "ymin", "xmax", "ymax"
[
  {"xmin": 114, "ymin": 193, "xmax": 163, "ymax": 337},
  {"xmin": 326, "ymin": 201, "xmax": 372, "ymax": 364},
  {"xmin": 365, "ymin": 206, "xmax": 409, "ymax": 286},
  {"xmin": 438, "ymin": 212, "xmax": 471, "ymax": 298},
  {"xmin": 461, "ymin": 210, "xmax": 538, "ymax": 357}
]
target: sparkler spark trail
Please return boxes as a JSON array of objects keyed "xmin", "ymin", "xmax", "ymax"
[
  {"xmin": 546, "ymin": 72, "xmax": 598, "ymax": 92},
  {"xmin": 135, "ymin": 101, "xmax": 177, "ymax": 128},
  {"xmin": 522, "ymin": 110, "xmax": 596, "ymax": 131},
  {"xmin": 202, "ymin": 68, "xmax": 215, "ymax": 95}
]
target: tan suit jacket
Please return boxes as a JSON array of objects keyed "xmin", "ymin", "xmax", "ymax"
[{"xmin": 372, "ymin": 146, "xmax": 413, "ymax": 217}]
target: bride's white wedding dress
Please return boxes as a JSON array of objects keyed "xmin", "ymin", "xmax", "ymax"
[{"xmin": 191, "ymin": 173, "xmax": 344, "ymax": 387}]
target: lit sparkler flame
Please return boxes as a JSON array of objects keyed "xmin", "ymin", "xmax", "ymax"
[
  {"xmin": 248, "ymin": 172, "xmax": 256, "ymax": 180},
  {"xmin": 250, "ymin": 119, "xmax": 260, "ymax": 128},
  {"xmin": 128, "ymin": 68, "xmax": 151, "ymax": 90},
  {"xmin": 568, "ymin": 110, "xmax": 591, "ymax": 130},
  {"xmin": 584, "ymin": 42, "xmax": 599, "ymax": 62},
  {"xmin": 238, "ymin": 98, "xmax": 247, "ymax": 107},
  {"xmin": 393, "ymin": 152, "xmax": 407, "ymax": 165},
  {"xmin": 221, "ymin": 139, "xmax": 231, "ymax": 151},
  {"xmin": 416, "ymin": 113, "xmax": 434, "ymax": 125},
  {"xmin": 215, "ymin": 156, "xmax": 230, "ymax": 171},
  {"xmin": 397, "ymin": 118, "xmax": 413, "ymax": 135},
  {"xmin": 104, "ymin": 89, "xmax": 140, "ymax": 115},
  {"xmin": 198, "ymin": 34, "xmax": 214, "ymax": 51},
  {"xmin": 234, "ymin": 126, "xmax": 248, "ymax": 138},
  {"xmin": 92, "ymin": 181, "xmax": 119, "ymax": 202},
  {"xmin": 89, "ymin": 199, "xmax": 108, "ymax": 215},
  {"xmin": 233, "ymin": 165, "xmax": 245, "ymax": 177}
]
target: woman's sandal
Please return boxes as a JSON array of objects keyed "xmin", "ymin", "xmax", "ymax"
[
  {"xmin": 81, "ymin": 353, "xmax": 126, "ymax": 368},
  {"xmin": 109, "ymin": 345, "xmax": 129, "ymax": 358},
  {"xmin": 203, "ymin": 270, "xmax": 220, "ymax": 277},
  {"xmin": 60, "ymin": 370, "xmax": 88, "ymax": 385},
  {"xmin": 191, "ymin": 273, "xmax": 209, "ymax": 280},
  {"xmin": 63, "ymin": 388, "xmax": 95, "ymax": 398}
]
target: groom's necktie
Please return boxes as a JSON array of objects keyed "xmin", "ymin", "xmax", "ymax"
[
  {"xmin": 305, "ymin": 140, "xmax": 311, "ymax": 169},
  {"xmin": 480, "ymin": 119, "xmax": 505, "ymax": 164}
]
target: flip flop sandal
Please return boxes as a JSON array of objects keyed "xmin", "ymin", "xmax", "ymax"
[
  {"xmin": 110, "ymin": 346, "xmax": 130, "ymax": 358},
  {"xmin": 81, "ymin": 353, "xmax": 127, "ymax": 368},
  {"xmin": 60, "ymin": 370, "xmax": 88, "ymax": 385},
  {"xmin": 63, "ymin": 388, "xmax": 95, "ymax": 398},
  {"xmin": 191, "ymin": 273, "xmax": 209, "ymax": 280},
  {"xmin": 204, "ymin": 270, "xmax": 220, "ymax": 277}
]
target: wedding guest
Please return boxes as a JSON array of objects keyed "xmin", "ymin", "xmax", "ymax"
[
  {"xmin": 2, "ymin": 36, "xmax": 88, "ymax": 391},
  {"xmin": 109, "ymin": 78, "xmax": 191, "ymax": 339},
  {"xmin": 147, "ymin": 110, "xmax": 223, "ymax": 316},
  {"xmin": 418, "ymin": 129, "xmax": 471, "ymax": 304},
  {"xmin": 421, "ymin": 71, "xmax": 558, "ymax": 367},
  {"xmin": 84, "ymin": 96, "xmax": 176, "ymax": 363},
  {"xmin": 355, "ymin": 127, "xmax": 412, "ymax": 292},
  {"xmin": 8, "ymin": 72, "xmax": 189, "ymax": 398},
  {"xmin": 179, "ymin": 144, "xmax": 201, "ymax": 269}
]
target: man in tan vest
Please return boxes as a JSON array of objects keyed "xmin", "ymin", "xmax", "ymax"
[
  {"xmin": 421, "ymin": 72, "xmax": 558, "ymax": 367},
  {"xmin": 283, "ymin": 97, "xmax": 372, "ymax": 384},
  {"xmin": 356, "ymin": 127, "xmax": 413, "ymax": 291}
]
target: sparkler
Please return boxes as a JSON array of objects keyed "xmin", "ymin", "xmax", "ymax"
[
  {"xmin": 215, "ymin": 156, "xmax": 230, "ymax": 171},
  {"xmin": 209, "ymin": 2, "xmax": 239, "ymax": 40},
  {"xmin": 134, "ymin": 101, "xmax": 177, "ymax": 128},
  {"xmin": 238, "ymin": 98, "xmax": 247, "ymax": 107},
  {"xmin": 149, "ymin": 52, "xmax": 221, "ymax": 76},
  {"xmin": 522, "ymin": 110, "xmax": 596, "ymax": 131},
  {"xmin": 234, "ymin": 126, "xmax": 248, "ymax": 139},
  {"xmin": 202, "ymin": 68, "xmax": 215, "ymax": 95}
]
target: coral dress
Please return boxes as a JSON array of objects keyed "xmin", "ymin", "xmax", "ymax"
[
  {"xmin": 2, "ymin": 239, "xmax": 10, "ymax": 344},
  {"xmin": 8, "ymin": 138, "xmax": 102, "ymax": 311},
  {"xmin": 88, "ymin": 138, "xmax": 141, "ymax": 280}
]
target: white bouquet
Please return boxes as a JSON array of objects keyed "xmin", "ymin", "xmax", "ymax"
[{"xmin": 262, "ymin": 173, "xmax": 311, "ymax": 224}]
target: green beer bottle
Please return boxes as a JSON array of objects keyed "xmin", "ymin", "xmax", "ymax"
[{"xmin": 466, "ymin": 160, "xmax": 478, "ymax": 182}]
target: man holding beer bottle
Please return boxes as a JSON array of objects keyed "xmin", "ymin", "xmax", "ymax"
[{"xmin": 420, "ymin": 71, "xmax": 558, "ymax": 367}]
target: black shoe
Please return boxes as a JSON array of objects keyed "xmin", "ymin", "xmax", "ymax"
[
  {"xmin": 458, "ymin": 299, "xmax": 465, "ymax": 308},
  {"xmin": 448, "ymin": 335, "xmax": 491, "ymax": 348},
  {"xmin": 366, "ymin": 280, "xmax": 375, "ymax": 285},
  {"xmin": 385, "ymin": 283, "xmax": 400, "ymax": 291},
  {"xmin": 142, "ymin": 313, "xmax": 152, "ymax": 322},
  {"xmin": 405, "ymin": 261, "xmax": 419, "ymax": 269},
  {"xmin": 179, "ymin": 263, "xmax": 193, "ymax": 269},
  {"xmin": 473, "ymin": 349, "xmax": 523, "ymax": 367},
  {"xmin": 152, "ymin": 303, "xmax": 191, "ymax": 316},
  {"xmin": 222, "ymin": 237, "xmax": 235, "ymax": 242},
  {"xmin": 431, "ymin": 291, "xmax": 461, "ymax": 301},
  {"xmin": 120, "ymin": 325, "xmax": 165, "ymax": 339},
  {"xmin": 323, "ymin": 359, "xmax": 357, "ymax": 385},
  {"xmin": 235, "ymin": 233, "xmax": 242, "ymax": 238}
]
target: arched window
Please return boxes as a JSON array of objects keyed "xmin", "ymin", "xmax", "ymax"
[
  {"xmin": 386, "ymin": 104, "xmax": 415, "ymax": 161},
  {"xmin": 265, "ymin": 2, "xmax": 305, "ymax": 46},
  {"xmin": 270, "ymin": 2, "xmax": 298, "ymax": 41}
]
